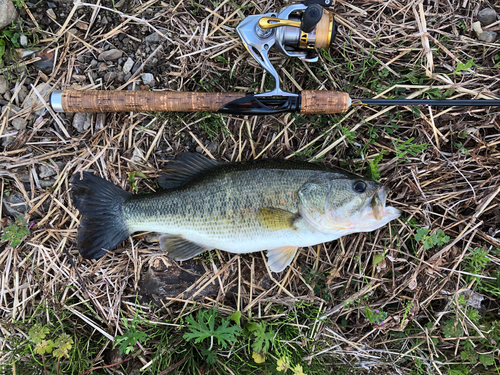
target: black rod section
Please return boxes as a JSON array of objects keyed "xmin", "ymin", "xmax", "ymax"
[{"xmin": 358, "ymin": 99, "xmax": 500, "ymax": 107}]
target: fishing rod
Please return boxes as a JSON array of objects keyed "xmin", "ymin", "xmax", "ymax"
[{"xmin": 50, "ymin": 0, "xmax": 500, "ymax": 115}]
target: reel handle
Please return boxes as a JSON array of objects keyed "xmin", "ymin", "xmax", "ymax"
[
  {"xmin": 301, "ymin": 4, "xmax": 323, "ymax": 33},
  {"xmin": 258, "ymin": 5, "xmax": 324, "ymax": 33}
]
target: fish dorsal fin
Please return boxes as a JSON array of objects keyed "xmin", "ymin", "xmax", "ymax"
[
  {"xmin": 159, "ymin": 234, "xmax": 213, "ymax": 261},
  {"xmin": 257, "ymin": 208, "xmax": 298, "ymax": 230},
  {"xmin": 159, "ymin": 153, "xmax": 220, "ymax": 189},
  {"xmin": 266, "ymin": 246, "xmax": 298, "ymax": 273}
]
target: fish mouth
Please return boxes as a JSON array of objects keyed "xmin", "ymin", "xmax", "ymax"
[{"xmin": 368, "ymin": 186, "xmax": 400, "ymax": 221}]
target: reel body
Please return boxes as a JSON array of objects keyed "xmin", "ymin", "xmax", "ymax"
[{"xmin": 236, "ymin": 1, "xmax": 337, "ymax": 99}]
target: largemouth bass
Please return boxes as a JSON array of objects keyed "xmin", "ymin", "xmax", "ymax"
[{"xmin": 72, "ymin": 153, "xmax": 400, "ymax": 272}]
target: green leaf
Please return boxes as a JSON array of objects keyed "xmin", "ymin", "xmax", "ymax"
[
  {"xmin": 35, "ymin": 340, "xmax": 54, "ymax": 355},
  {"xmin": 200, "ymin": 348, "xmax": 217, "ymax": 364},
  {"xmin": 183, "ymin": 307, "xmax": 241, "ymax": 349},
  {"xmin": 454, "ymin": 59, "xmax": 474, "ymax": 74},
  {"xmin": 460, "ymin": 350, "xmax": 478, "ymax": 363},
  {"xmin": 250, "ymin": 322, "xmax": 274, "ymax": 355},
  {"xmin": 229, "ymin": 311, "xmax": 241, "ymax": 325},
  {"xmin": 414, "ymin": 228, "xmax": 428, "ymax": 242},
  {"xmin": 373, "ymin": 254, "xmax": 385, "ymax": 266},
  {"xmin": 28, "ymin": 324, "xmax": 50, "ymax": 344},
  {"xmin": 245, "ymin": 322, "xmax": 259, "ymax": 332},
  {"xmin": 115, "ymin": 328, "xmax": 148, "ymax": 355},
  {"xmin": 53, "ymin": 333, "xmax": 73, "ymax": 358},
  {"xmin": 479, "ymin": 354, "xmax": 494, "ymax": 366},
  {"xmin": 443, "ymin": 319, "xmax": 463, "ymax": 338},
  {"xmin": 0, "ymin": 39, "xmax": 5, "ymax": 61},
  {"xmin": 2, "ymin": 216, "xmax": 30, "ymax": 248}
]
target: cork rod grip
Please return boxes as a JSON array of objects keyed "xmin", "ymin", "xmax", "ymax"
[
  {"xmin": 56, "ymin": 90, "xmax": 246, "ymax": 113},
  {"xmin": 300, "ymin": 91, "xmax": 351, "ymax": 114}
]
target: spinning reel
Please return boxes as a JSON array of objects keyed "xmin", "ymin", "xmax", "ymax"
[{"xmin": 236, "ymin": 0, "xmax": 337, "ymax": 98}]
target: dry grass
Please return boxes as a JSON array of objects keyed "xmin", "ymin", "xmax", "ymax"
[{"xmin": 1, "ymin": 0, "xmax": 500, "ymax": 374}]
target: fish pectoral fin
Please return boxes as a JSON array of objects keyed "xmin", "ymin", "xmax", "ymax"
[
  {"xmin": 258, "ymin": 208, "xmax": 298, "ymax": 231},
  {"xmin": 159, "ymin": 153, "xmax": 220, "ymax": 189},
  {"xmin": 159, "ymin": 234, "xmax": 212, "ymax": 261},
  {"xmin": 266, "ymin": 246, "xmax": 298, "ymax": 273}
]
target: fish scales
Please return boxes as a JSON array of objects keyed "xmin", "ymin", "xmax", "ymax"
[{"xmin": 123, "ymin": 163, "xmax": 333, "ymax": 242}]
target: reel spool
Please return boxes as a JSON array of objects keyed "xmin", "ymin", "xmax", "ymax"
[{"xmin": 237, "ymin": 0, "xmax": 337, "ymax": 97}]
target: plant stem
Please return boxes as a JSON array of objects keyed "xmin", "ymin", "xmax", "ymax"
[{"xmin": 41, "ymin": 354, "xmax": 48, "ymax": 375}]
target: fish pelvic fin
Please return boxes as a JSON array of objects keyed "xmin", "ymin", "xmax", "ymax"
[
  {"xmin": 257, "ymin": 208, "xmax": 298, "ymax": 231},
  {"xmin": 159, "ymin": 153, "xmax": 220, "ymax": 189},
  {"xmin": 160, "ymin": 234, "xmax": 213, "ymax": 261},
  {"xmin": 266, "ymin": 246, "xmax": 298, "ymax": 273},
  {"xmin": 71, "ymin": 172, "xmax": 131, "ymax": 259}
]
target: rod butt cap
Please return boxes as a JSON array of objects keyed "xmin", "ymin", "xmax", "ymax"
[{"xmin": 50, "ymin": 90, "xmax": 63, "ymax": 112}]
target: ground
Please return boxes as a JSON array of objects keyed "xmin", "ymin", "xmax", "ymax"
[{"xmin": 0, "ymin": 0, "xmax": 499, "ymax": 374}]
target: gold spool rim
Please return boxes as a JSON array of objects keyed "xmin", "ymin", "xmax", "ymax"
[{"xmin": 326, "ymin": 12, "xmax": 333, "ymax": 48}]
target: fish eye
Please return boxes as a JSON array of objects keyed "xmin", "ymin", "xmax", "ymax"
[{"xmin": 353, "ymin": 181, "xmax": 366, "ymax": 193}]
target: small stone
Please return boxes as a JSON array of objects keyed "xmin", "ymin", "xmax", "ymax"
[
  {"xmin": 46, "ymin": 8, "xmax": 56, "ymax": 20},
  {"xmin": 472, "ymin": 21, "xmax": 483, "ymax": 37},
  {"xmin": 478, "ymin": 30, "xmax": 498, "ymax": 43},
  {"xmin": 100, "ymin": 16, "xmax": 108, "ymax": 24},
  {"xmin": 0, "ymin": 75, "xmax": 8, "ymax": 95},
  {"xmin": 98, "ymin": 49, "xmax": 123, "ymax": 61},
  {"xmin": 16, "ymin": 85, "xmax": 29, "ymax": 104},
  {"xmin": 72, "ymin": 112, "xmax": 92, "ymax": 133},
  {"xmin": 123, "ymin": 57, "xmax": 134, "ymax": 74},
  {"xmin": 76, "ymin": 55, "xmax": 85, "ymax": 63},
  {"xmin": 0, "ymin": 0, "xmax": 18, "ymax": 30},
  {"xmin": 2, "ymin": 193, "xmax": 29, "ymax": 218},
  {"xmin": 142, "ymin": 73, "xmax": 154, "ymax": 86},
  {"xmin": 98, "ymin": 62, "xmax": 108, "ymax": 72},
  {"xmin": 2, "ymin": 105, "xmax": 21, "ymax": 119},
  {"xmin": 47, "ymin": 1, "xmax": 56, "ymax": 8},
  {"xmin": 1, "ymin": 133, "xmax": 14, "ymax": 148},
  {"xmin": 104, "ymin": 71, "xmax": 116, "ymax": 82},
  {"xmin": 20, "ymin": 34, "xmax": 28, "ymax": 46},
  {"xmin": 39, "ymin": 164, "xmax": 56, "ymax": 178},
  {"xmin": 75, "ymin": 20, "xmax": 88, "ymax": 30},
  {"xmin": 116, "ymin": 71, "xmax": 125, "ymax": 82},
  {"xmin": 207, "ymin": 141, "xmax": 218, "ymax": 154},
  {"xmin": 145, "ymin": 32, "xmax": 161, "ymax": 43},
  {"xmin": 478, "ymin": 8, "xmax": 498, "ymax": 26},
  {"xmin": 90, "ymin": 59, "xmax": 98, "ymax": 68},
  {"xmin": 11, "ymin": 117, "xmax": 27, "ymax": 130},
  {"xmin": 22, "ymin": 83, "xmax": 52, "ymax": 114},
  {"xmin": 15, "ymin": 48, "xmax": 35, "ymax": 59},
  {"xmin": 33, "ymin": 50, "xmax": 54, "ymax": 74},
  {"xmin": 4, "ymin": 91, "xmax": 11, "ymax": 100},
  {"xmin": 131, "ymin": 61, "xmax": 141, "ymax": 74}
]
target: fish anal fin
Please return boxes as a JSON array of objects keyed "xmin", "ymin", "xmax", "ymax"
[
  {"xmin": 159, "ymin": 153, "xmax": 220, "ymax": 189},
  {"xmin": 258, "ymin": 208, "xmax": 298, "ymax": 231},
  {"xmin": 159, "ymin": 234, "xmax": 212, "ymax": 261},
  {"xmin": 266, "ymin": 246, "xmax": 298, "ymax": 273}
]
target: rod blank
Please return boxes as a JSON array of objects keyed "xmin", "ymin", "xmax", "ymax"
[{"xmin": 359, "ymin": 98, "xmax": 500, "ymax": 107}]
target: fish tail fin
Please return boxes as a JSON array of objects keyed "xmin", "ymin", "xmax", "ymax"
[{"xmin": 71, "ymin": 172, "xmax": 131, "ymax": 259}]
